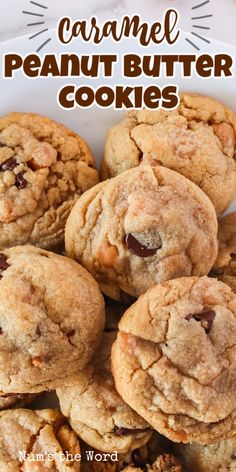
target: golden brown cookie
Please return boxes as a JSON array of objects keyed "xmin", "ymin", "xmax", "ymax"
[
  {"xmin": 102, "ymin": 93, "xmax": 236, "ymax": 215},
  {"xmin": 57, "ymin": 331, "xmax": 152, "ymax": 453},
  {"xmin": 177, "ymin": 437, "xmax": 236, "ymax": 471},
  {"xmin": 112, "ymin": 276, "xmax": 236, "ymax": 444},
  {"xmin": 0, "ymin": 408, "xmax": 81, "ymax": 471},
  {"xmin": 0, "ymin": 245, "xmax": 104, "ymax": 395},
  {"xmin": 65, "ymin": 165, "xmax": 218, "ymax": 301},
  {"xmin": 0, "ymin": 112, "xmax": 98, "ymax": 250},
  {"xmin": 211, "ymin": 212, "xmax": 236, "ymax": 292}
]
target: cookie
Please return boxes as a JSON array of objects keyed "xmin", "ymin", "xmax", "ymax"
[
  {"xmin": 211, "ymin": 212, "xmax": 236, "ymax": 293},
  {"xmin": 111, "ymin": 276, "xmax": 236, "ymax": 444},
  {"xmin": 57, "ymin": 331, "xmax": 152, "ymax": 453},
  {"xmin": 65, "ymin": 165, "xmax": 218, "ymax": 301},
  {"xmin": 177, "ymin": 437, "xmax": 236, "ymax": 471},
  {"xmin": 0, "ymin": 408, "xmax": 81, "ymax": 471},
  {"xmin": 120, "ymin": 454, "xmax": 183, "ymax": 471},
  {"xmin": 0, "ymin": 112, "xmax": 98, "ymax": 250},
  {"xmin": 102, "ymin": 93, "xmax": 236, "ymax": 215},
  {"xmin": 0, "ymin": 245, "xmax": 104, "ymax": 395}
]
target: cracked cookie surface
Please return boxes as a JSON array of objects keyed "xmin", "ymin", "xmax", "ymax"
[
  {"xmin": 111, "ymin": 276, "xmax": 236, "ymax": 444},
  {"xmin": 0, "ymin": 408, "xmax": 81, "ymax": 471},
  {"xmin": 0, "ymin": 112, "xmax": 98, "ymax": 250},
  {"xmin": 177, "ymin": 437, "xmax": 236, "ymax": 471},
  {"xmin": 102, "ymin": 93, "xmax": 236, "ymax": 215},
  {"xmin": 0, "ymin": 245, "xmax": 105, "ymax": 394},
  {"xmin": 65, "ymin": 165, "xmax": 218, "ymax": 301},
  {"xmin": 211, "ymin": 212, "xmax": 236, "ymax": 293},
  {"xmin": 57, "ymin": 330, "xmax": 152, "ymax": 453}
]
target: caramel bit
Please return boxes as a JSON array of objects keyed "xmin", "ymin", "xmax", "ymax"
[
  {"xmin": 29, "ymin": 142, "xmax": 57, "ymax": 170},
  {"xmin": 32, "ymin": 356, "xmax": 42, "ymax": 367},
  {"xmin": 97, "ymin": 241, "xmax": 119, "ymax": 267},
  {"xmin": 213, "ymin": 122, "xmax": 236, "ymax": 158}
]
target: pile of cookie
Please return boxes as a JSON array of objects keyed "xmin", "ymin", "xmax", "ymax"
[{"xmin": 0, "ymin": 94, "xmax": 235, "ymax": 471}]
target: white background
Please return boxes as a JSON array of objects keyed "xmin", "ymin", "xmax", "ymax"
[{"xmin": 0, "ymin": 0, "xmax": 235, "ymax": 46}]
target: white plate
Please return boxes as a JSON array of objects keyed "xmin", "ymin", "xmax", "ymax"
[{"xmin": 0, "ymin": 32, "xmax": 235, "ymax": 410}]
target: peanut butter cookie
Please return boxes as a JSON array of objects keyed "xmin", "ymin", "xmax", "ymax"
[
  {"xmin": 65, "ymin": 165, "xmax": 218, "ymax": 301},
  {"xmin": 0, "ymin": 112, "xmax": 98, "ymax": 249},
  {"xmin": 177, "ymin": 437, "xmax": 236, "ymax": 471},
  {"xmin": 0, "ymin": 245, "xmax": 104, "ymax": 395},
  {"xmin": 102, "ymin": 93, "xmax": 236, "ymax": 215},
  {"xmin": 0, "ymin": 408, "xmax": 81, "ymax": 471},
  {"xmin": 112, "ymin": 276, "xmax": 236, "ymax": 444},
  {"xmin": 57, "ymin": 331, "xmax": 152, "ymax": 453},
  {"xmin": 211, "ymin": 212, "xmax": 236, "ymax": 292}
]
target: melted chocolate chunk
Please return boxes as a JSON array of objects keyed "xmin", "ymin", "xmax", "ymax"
[
  {"xmin": 36, "ymin": 326, "xmax": 41, "ymax": 337},
  {"xmin": 114, "ymin": 426, "xmax": 153, "ymax": 436},
  {"xmin": 0, "ymin": 327, "xmax": 2, "ymax": 335},
  {"xmin": 0, "ymin": 156, "xmax": 17, "ymax": 171},
  {"xmin": 186, "ymin": 310, "xmax": 216, "ymax": 333},
  {"xmin": 230, "ymin": 253, "xmax": 236, "ymax": 262},
  {"xmin": 15, "ymin": 172, "xmax": 27, "ymax": 189},
  {"xmin": 0, "ymin": 253, "xmax": 10, "ymax": 271},
  {"xmin": 125, "ymin": 233, "xmax": 162, "ymax": 257}
]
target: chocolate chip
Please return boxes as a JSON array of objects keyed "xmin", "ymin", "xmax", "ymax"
[
  {"xmin": 15, "ymin": 172, "xmax": 27, "ymax": 189},
  {"xmin": 0, "ymin": 328, "xmax": 2, "ymax": 335},
  {"xmin": 114, "ymin": 426, "xmax": 153, "ymax": 436},
  {"xmin": 0, "ymin": 253, "xmax": 10, "ymax": 271},
  {"xmin": 125, "ymin": 233, "xmax": 162, "ymax": 257},
  {"xmin": 36, "ymin": 326, "xmax": 41, "ymax": 337},
  {"xmin": 230, "ymin": 253, "xmax": 236, "ymax": 261},
  {"xmin": 0, "ymin": 157, "xmax": 17, "ymax": 171},
  {"xmin": 231, "ymin": 453, "xmax": 236, "ymax": 459},
  {"xmin": 186, "ymin": 310, "xmax": 216, "ymax": 333},
  {"xmin": 32, "ymin": 356, "xmax": 41, "ymax": 367}
]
